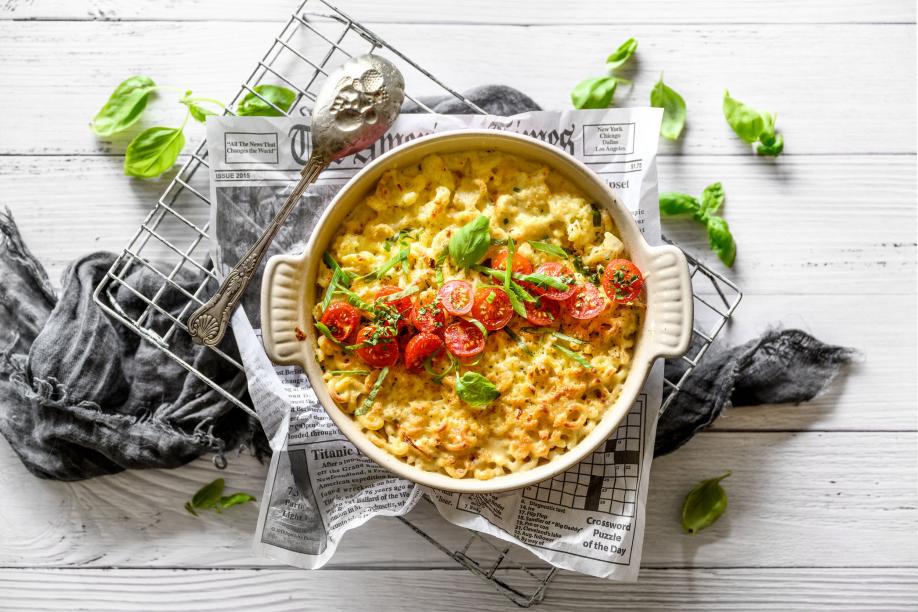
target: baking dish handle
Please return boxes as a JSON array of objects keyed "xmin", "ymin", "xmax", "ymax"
[
  {"xmin": 260, "ymin": 253, "xmax": 308, "ymax": 366},
  {"xmin": 645, "ymin": 244, "xmax": 694, "ymax": 359}
]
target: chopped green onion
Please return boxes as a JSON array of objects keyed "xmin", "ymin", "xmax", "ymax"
[
  {"xmin": 424, "ymin": 354, "xmax": 457, "ymax": 384},
  {"xmin": 355, "ymin": 367, "xmax": 389, "ymax": 416},
  {"xmin": 328, "ymin": 369, "xmax": 370, "ymax": 376},
  {"xmin": 552, "ymin": 331, "xmax": 587, "ymax": 345},
  {"xmin": 467, "ymin": 318, "xmax": 489, "ymax": 339},
  {"xmin": 323, "ymin": 251, "xmax": 355, "ymax": 287},
  {"xmin": 435, "ymin": 247, "xmax": 448, "ymax": 285},
  {"xmin": 553, "ymin": 343, "xmax": 592, "ymax": 368},
  {"xmin": 490, "ymin": 238, "xmax": 508, "ymax": 246},
  {"xmin": 590, "ymin": 203, "xmax": 602, "ymax": 227},
  {"xmin": 381, "ymin": 285, "xmax": 419, "ymax": 302},
  {"xmin": 343, "ymin": 341, "xmax": 371, "ymax": 352},
  {"xmin": 529, "ymin": 240, "xmax": 568, "ymax": 259},
  {"xmin": 476, "ymin": 265, "xmax": 569, "ymax": 291},
  {"xmin": 320, "ymin": 269, "xmax": 341, "ymax": 312},
  {"xmin": 335, "ymin": 286, "xmax": 377, "ymax": 313},
  {"xmin": 315, "ymin": 322, "xmax": 340, "ymax": 345},
  {"xmin": 372, "ymin": 245, "xmax": 409, "ymax": 279},
  {"xmin": 486, "ymin": 291, "xmax": 496, "ymax": 304},
  {"xmin": 503, "ymin": 327, "xmax": 533, "ymax": 356}
]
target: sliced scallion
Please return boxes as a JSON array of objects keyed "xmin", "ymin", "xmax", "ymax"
[
  {"xmin": 355, "ymin": 367, "xmax": 389, "ymax": 416},
  {"xmin": 553, "ymin": 343, "xmax": 592, "ymax": 369}
]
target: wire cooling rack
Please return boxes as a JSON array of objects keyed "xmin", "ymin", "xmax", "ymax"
[{"xmin": 92, "ymin": 0, "xmax": 742, "ymax": 606}]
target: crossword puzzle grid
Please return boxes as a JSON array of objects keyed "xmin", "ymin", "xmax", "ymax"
[{"xmin": 522, "ymin": 397, "xmax": 644, "ymax": 516}]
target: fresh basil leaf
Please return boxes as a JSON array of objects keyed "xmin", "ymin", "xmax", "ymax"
[
  {"xmin": 449, "ymin": 215, "xmax": 492, "ymax": 268},
  {"xmin": 722, "ymin": 90, "xmax": 765, "ymax": 144},
  {"xmin": 219, "ymin": 493, "xmax": 256, "ymax": 509},
  {"xmin": 179, "ymin": 92, "xmax": 222, "ymax": 124},
  {"xmin": 756, "ymin": 133, "xmax": 784, "ymax": 157},
  {"xmin": 123, "ymin": 126, "xmax": 186, "ymax": 178},
  {"xmin": 700, "ymin": 182, "xmax": 725, "ymax": 214},
  {"xmin": 706, "ymin": 215, "xmax": 737, "ymax": 267},
  {"xmin": 455, "ymin": 371, "xmax": 500, "ymax": 407},
  {"xmin": 659, "ymin": 192, "xmax": 700, "ymax": 216},
  {"xmin": 91, "ymin": 75, "xmax": 157, "ymax": 136},
  {"xmin": 529, "ymin": 241, "xmax": 568, "ymax": 259},
  {"xmin": 571, "ymin": 75, "xmax": 619, "ymax": 110},
  {"xmin": 605, "ymin": 37, "xmax": 638, "ymax": 70},
  {"xmin": 552, "ymin": 343, "xmax": 592, "ymax": 369},
  {"xmin": 681, "ymin": 471, "xmax": 731, "ymax": 534},
  {"xmin": 191, "ymin": 478, "xmax": 224, "ymax": 510},
  {"xmin": 184, "ymin": 501, "xmax": 198, "ymax": 517},
  {"xmin": 236, "ymin": 84, "xmax": 297, "ymax": 116},
  {"xmin": 650, "ymin": 74, "xmax": 686, "ymax": 141},
  {"xmin": 355, "ymin": 367, "xmax": 389, "ymax": 416}
]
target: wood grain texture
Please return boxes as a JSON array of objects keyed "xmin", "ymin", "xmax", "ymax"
[
  {"xmin": 1, "ymin": 432, "xmax": 915, "ymax": 568},
  {"xmin": 0, "ymin": 22, "xmax": 915, "ymax": 156},
  {"xmin": 1, "ymin": 568, "xmax": 917, "ymax": 611},
  {"xmin": 1, "ymin": 0, "xmax": 914, "ymax": 24}
]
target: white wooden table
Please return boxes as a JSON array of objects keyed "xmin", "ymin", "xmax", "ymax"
[{"xmin": 1, "ymin": 1, "xmax": 916, "ymax": 609}]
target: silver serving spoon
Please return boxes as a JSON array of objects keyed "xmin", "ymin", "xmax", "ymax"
[{"xmin": 187, "ymin": 54, "xmax": 405, "ymax": 346}]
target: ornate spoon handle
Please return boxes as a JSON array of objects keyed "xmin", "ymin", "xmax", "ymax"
[{"xmin": 187, "ymin": 153, "xmax": 327, "ymax": 346}]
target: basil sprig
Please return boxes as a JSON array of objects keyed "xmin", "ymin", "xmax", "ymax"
[
  {"xmin": 449, "ymin": 215, "xmax": 492, "ymax": 268},
  {"xmin": 723, "ymin": 91, "xmax": 784, "ymax": 157},
  {"xmin": 184, "ymin": 478, "xmax": 256, "ymax": 517},
  {"xmin": 650, "ymin": 73, "xmax": 687, "ymax": 141},
  {"xmin": 660, "ymin": 182, "xmax": 736, "ymax": 267},
  {"xmin": 681, "ymin": 471, "xmax": 731, "ymax": 534},
  {"xmin": 91, "ymin": 76, "xmax": 296, "ymax": 179},
  {"xmin": 571, "ymin": 38, "xmax": 637, "ymax": 109},
  {"xmin": 455, "ymin": 371, "xmax": 500, "ymax": 407}
]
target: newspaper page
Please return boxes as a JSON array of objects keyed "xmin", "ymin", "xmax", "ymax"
[{"xmin": 206, "ymin": 107, "xmax": 664, "ymax": 579}]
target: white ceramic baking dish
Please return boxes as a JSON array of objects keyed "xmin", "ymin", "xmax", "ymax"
[{"xmin": 261, "ymin": 130, "xmax": 692, "ymax": 493}]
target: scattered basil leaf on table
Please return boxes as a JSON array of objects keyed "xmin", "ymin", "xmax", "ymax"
[
  {"xmin": 659, "ymin": 182, "xmax": 736, "ymax": 267},
  {"xmin": 180, "ymin": 91, "xmax": 223, "ymax": 124},
  {"xmin": 186, "ymin": 478, "xmax": 257, "ymax": 517},
  {"xmin": 455, "ymin": 371, "xmax": 500, "ymax": 407},
  {"xmin": 123, "ymin": 126, "xmax": 186, "ymax": 179},
  {"xmin": 605, "ymin": 37, "xmax": 639, "ymax": 70},
  {"xmin": 449, "ymin": 215, "xmax": 492, "ymax": 268},
  {"xmin": 650, "ymin": 73, "xmax": 686, "ymax": 140},
  {"xmin": 681, "ymin": 471, "xmax": 731, "ymax": 534},
  {"xmin": 91, "ymin": 75, "xmax": 158, "ymax": 136},
  {"xmin": 571, "ymin": 75, "xmax": 621, "ymax": 110},
  {"xmin": 723, "ymin": 90, "xmax": 784, "ymax": 157},
  {"xmin": 236, "ymin": 84, "xmax": 298, "ymax": 116},
  {"xmin": 218, "ymin": 493, "xmax": 257, "ymax": 510}
]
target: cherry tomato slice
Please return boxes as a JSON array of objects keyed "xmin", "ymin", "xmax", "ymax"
[
  {"xmin": 602, "ymin": 259, "xmax": 644, "ymax": 304},
  {"xmin": 403, "ymin": 332, "xmax": 444, "ymax": 371},
  {"xmin": 491, "ymin": 248, "xmax": 533, "ymax": 274},
  {"xmin": 319, "ymin": 302, "xmax": 362, "ymax": 342},
  {"xmin": 437, "ymin": 280, "xmax": 474, "ymax": 316},
  {"xmin": 531, "ymin": 262, "xmax": 576, "ymax": 301},
  {"xmin": 565, "ymin": 283, "xmax": 607, "ymax": 320},
  {"xmin": 443, "ymin": 320, "xmax": 486, "ymax": 358},
  {"xmin": 411, "ymin": 300, "xmax": 447, "ymax": 334},
  {"xmin": 354, "ymin": 325, "xmax": 399, "ymax": 368},
  {"xmin": 523, "ymin": 297, "xmax": 561, "ymax": 327},
  {"xmin": 374, "ymin": 285, "xmax": 414, "ymax": 319},
  {"xmin": 470, "ymin": 287, "xmax": 513, "ymax": 331}
]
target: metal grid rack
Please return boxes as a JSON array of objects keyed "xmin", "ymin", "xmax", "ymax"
[{"xmin": 92, "ymin": 0, "xmax": 742, "ymax": 606}]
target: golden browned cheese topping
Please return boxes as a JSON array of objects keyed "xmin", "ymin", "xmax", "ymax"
[{"xmin": 314, "ymin": 150, "xmax": 643, "ymax": 480}]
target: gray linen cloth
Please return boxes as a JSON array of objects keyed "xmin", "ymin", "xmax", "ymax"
[{"xmin": 0, "ymin": 85, "xmax": 856, "ymax": 480}]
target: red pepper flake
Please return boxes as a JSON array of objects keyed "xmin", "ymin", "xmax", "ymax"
[{"xmin": 294, "ymin": 326, "xmax": 306, "ymax": 341}]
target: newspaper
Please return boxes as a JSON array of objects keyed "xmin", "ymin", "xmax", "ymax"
[{"xmin": 206, "ymin": 107, "xmax": 664, "ymax": 580}]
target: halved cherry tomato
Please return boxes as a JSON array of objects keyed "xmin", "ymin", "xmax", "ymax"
[
  {"xmin": 404, "ymin": 332, "xmax": 444, "ymax": 371},
  {"xmin": 491, "ymin": 248, "xmax": 533, "ymax": 274},
  {"xmin": 565, "ymin": 283, "xmax": 607, "ymax": 320},
  {"xmin": 354, "ymin": 325, "xmax": 399, "ymax": 368},
  {"xmin": 470, "ymin": 287, "xmax": 513, "ymax": 331},
  {"xmin": 319, "ymin": 302, "xmax": 362, "ymax": 342},
  {"xmin": 602, "ymin": 259, "xmax": 644, "ymax": 304},
  {"xmin": 531, "ymin": 262, "xmax": 576, "ymax": 301},
  {"xmin": 523, "ymin": 297, "xmax": 561, "ymax": 327},
  {"xmin": 437, "ymin": 280, "xmax": 474, "ymax": 316},
  {"xmin": 375, "ymin": 285, "xmax": 414, "ymax": 319},
  {"xmin": 411, "ymin": 299, "xmax": 447, "ymax": 334},
  {"xmin": 443, "ymin": 320, "xmax": 486, "ymax": 358}
]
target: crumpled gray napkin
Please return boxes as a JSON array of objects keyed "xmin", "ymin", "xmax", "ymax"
[
  {"xmin": 0, "ymin": 85, "xmax": 856, "ymax": 481},
  {"xmin": 0, "ymin": 208, "xmax": 266, "ymax": 481}
]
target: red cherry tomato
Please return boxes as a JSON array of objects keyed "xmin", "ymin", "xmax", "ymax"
[
  {"xmin": 602, "ymin": 259, "xmax": 644, "ymax": 304},
  {"xmin": 354, "ymin": 325, "xmax": 399, "ymax": 368},
  {"xmin": 470, "ymin": 287, "xmax": 513, "ymax": 331},
  {"xmin": 319, "ymin": 302, "xmax": 362, "ymax": 342},
  {"xmin": 411, "ymin": 300, "xmax": 447, "ymax": 334},
  {"xmin": 437, "ymin": 280, "xmax": 474, "ymax": 316},
  {"xmin": 403, "ymin": 332, "xmax": 444, "ymax": 371},
  {"xmin": 491, "ymin": 248, "xmax": 533, "ymax": 274},
  {"xmin": 531, "ymin": 262, "xmax": 576, "ymax": 301},
  {"xmin": 443, "ymin": 320, "xmax": 486, "ymax": 358},
  {"xmin": 565, "ymin": 283, "xmax": 607, "ymax": 320},
  {"xmin": 523, "ymin": 297, "xmax": 561, "ymax": 327},
  {"xmin": 375, "ymin": 285, "xmax": 414, "ymax": 319}
]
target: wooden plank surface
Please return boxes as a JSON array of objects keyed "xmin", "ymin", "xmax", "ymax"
[
  {"xmin": 0, "ymin": 22, "xmax": 915, "ymax": 156},
  {"xmin": 2, "ymin": 432, "xmax": 915, "ymax": 568}
]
